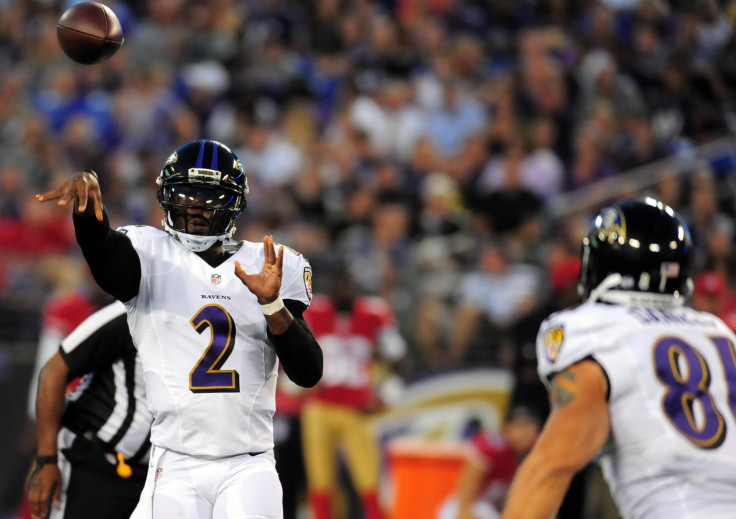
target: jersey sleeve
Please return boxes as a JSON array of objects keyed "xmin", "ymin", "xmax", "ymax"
[
  {"xmin": 60, "ymin": 302, "xmax": 135, "ymax": 378},
  {"xmin": 278, "ymin": 246, "xmax": 312, "ymax": 307},
  {"xmin": 116, "ymin": 225, "xmax": 166, "ymax": 292},
  {"xmin": 117, "ymin": 224, "xmax": 159, "ymax": 254},
  {"xmin": 536, "ymin": 305, "xmax": 619, "ymax": 386}
]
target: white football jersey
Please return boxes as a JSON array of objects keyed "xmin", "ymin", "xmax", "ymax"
[
  {"xmin": 119, "ymin": 225, "xmax": 312, "ymax": 459},
  {"xmin": 537, "ymin": 301, "xmax": 736, "ymax": 519}
]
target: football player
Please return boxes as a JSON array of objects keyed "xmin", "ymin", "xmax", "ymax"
[
  {"xmin": 37, "ymin": 139, "xmax": 323, "ymax": 519},
  {"xmin": 437, "ymin": 405, "xmax": 542, "ymax": 519},
  {"xmin": 501, "ymin": 198, "xmax": 736, "ymax": 519},
  {"xmin": 301, "ymin": 268, "xmax": 406, "ymax": 519}
]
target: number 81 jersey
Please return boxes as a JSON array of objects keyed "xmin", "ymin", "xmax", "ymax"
[
  {"xmin": 120, "ymin": 225, "xmax": 312, "ymax": 459},
  {"xmin": 537, "ymin": 301, "xmax": 736, "ymax": 519}
]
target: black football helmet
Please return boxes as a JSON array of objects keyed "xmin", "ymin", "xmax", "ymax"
[
  {"xmin": 157, "ymin": 140, "xmax": 248, "ymax": 251},
  {"xmin": 579, "ymin": 198, "xmax": 693, "ymax": 305}
]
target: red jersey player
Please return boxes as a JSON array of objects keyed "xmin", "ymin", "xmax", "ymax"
[
  {"xmin": 438, "ymin": 406, "xmax": 542, "ymax": 519},
  {"xmin": 302, "ymin": 269, "xmax": 406, "ymax": 519}
]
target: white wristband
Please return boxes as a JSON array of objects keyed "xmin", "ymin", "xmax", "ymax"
[{"xmin": 260, "ymin": 296, "xmax": 284, "ymax": 316}]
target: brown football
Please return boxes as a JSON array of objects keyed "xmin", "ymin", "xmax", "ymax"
[{"xmin": 57, "ymin": 2, "xmax": 124, "ymax": 65}]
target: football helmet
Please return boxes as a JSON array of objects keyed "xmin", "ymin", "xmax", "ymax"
[
  {"xmin": 157, "ymin": 139, "xmax": 248, "ymax": 252},
  {"xmin": 579, "ymin": 197, "xmax": 693, "ymax": 306}
]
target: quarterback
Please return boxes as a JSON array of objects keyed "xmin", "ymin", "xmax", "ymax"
[
  {"xmin": 501, "ymin": 198, "xmax": 736, "ymax": 519},
  {"xmin": 37, "ymin": 139, "xmax": 323, "ymax": 519}
]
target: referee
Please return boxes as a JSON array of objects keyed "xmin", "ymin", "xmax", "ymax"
[{"xmin": 26, "ymin": 301, "xmax": 152, "ymax": 519}]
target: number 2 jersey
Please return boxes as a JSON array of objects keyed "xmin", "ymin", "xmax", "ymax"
[
  {"xmin": 119, "ymin": 225, "xmax": 313, "ymax": 459},
  {"xmin": 537, "ymin": 301, "xmax": 736, "ymax": 519}
]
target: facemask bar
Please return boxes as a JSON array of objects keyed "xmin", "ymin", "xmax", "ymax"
[{"xmin": 159, "ymin": 184, "xmax": 242, "ymax": 236}]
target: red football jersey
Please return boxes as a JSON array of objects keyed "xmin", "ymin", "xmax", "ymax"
[
  {"xmin": 305, "ymin": 295, "xmax": 396, "ymax": 408},
  {"xmin": 467, "ymin": 430, "xmax": 519, "ymax": 511}
]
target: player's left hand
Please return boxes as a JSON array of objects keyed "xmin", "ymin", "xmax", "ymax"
[{"xmin": 235, "ymin": 235, "xmax": 284, "ymax": 304}]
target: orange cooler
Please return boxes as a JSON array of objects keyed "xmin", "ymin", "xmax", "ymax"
[{"xmin": 387, "ymin": 439, "xmax": 466, "ymax": 519}]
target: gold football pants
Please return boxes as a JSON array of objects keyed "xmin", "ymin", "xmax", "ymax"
[{"xmin": 301, "ymin": 399, "xmax": 381, "ymax": 493}]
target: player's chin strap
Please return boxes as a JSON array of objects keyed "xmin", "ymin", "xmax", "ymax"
[
  {"xmin": 162, "ymin": 221, "xmax": 233, "ymax": 252},
  {"xmin": 588, "ymin": 273, "xmax": 689, "ymax": 308}
]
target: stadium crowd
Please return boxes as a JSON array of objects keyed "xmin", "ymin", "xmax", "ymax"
[{"xmin": 1, "ymin": 0, "xmax": 736, "ymax": 517}]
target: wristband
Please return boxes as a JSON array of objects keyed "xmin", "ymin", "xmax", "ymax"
[
  {"xmin": 36, "ymin": 455, "xmax": 58, "ymax": 467},
  {"xmin": 260, "ymin": 296, "xmax": 284, "ymax": 316}
]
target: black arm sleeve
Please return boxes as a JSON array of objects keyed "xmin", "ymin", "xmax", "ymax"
[
  {"xmin": 267, "ymin": 299, "xmax": 323, "ymax": 388},
  {"xmin": 73, "ymin": 206, "xmax": 142, "ymax": 302}
]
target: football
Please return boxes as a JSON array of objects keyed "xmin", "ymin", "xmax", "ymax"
[{"xmin": 56, "ymin": 2, "xmax": 124, "ymax": 65}]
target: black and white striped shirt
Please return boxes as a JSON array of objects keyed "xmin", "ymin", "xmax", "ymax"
[{"xmin": 59, "ymin": 302, "xmax": 152, "ymax": 466}]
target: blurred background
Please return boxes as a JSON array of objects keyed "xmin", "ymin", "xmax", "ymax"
[{"xmin": 1, "ymin": 0, "xmax": 736, "ymax": 518}]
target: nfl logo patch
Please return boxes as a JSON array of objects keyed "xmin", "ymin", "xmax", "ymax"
[
  {"xmin": 211, "ymin": 273, "xmax": 221, "ymax": 285},
  {"xmin": 543, "ymin": 325, "xmax": 565, "ymax": 362}
]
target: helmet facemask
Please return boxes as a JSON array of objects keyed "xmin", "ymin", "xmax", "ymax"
[{"xmin": 158, "ymin": 183, "xmax": 245, "ymax": 251}]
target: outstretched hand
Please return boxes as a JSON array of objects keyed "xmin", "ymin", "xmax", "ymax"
[
  {"xmin": 35, "ymin": 170, "xmax": 104, "ymax": 221},
  {"xmin": 235, "ymin": 235, "xmax": 284, "ymax": 304}
]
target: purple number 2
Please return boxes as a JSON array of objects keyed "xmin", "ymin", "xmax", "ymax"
[
  {"xmin": 189, "ymin": 304, "xmax": 240, "ymax": 393},
  {"xmin": 653, "ymin": 336, "xmax": 736, "ymax": 449}
]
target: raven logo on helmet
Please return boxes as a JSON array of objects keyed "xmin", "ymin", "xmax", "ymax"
[
  {"xmin": 164, "ymin": 151, "xmax": 178, "ymax": 166},
  {"xmin": 598, "ymin": 208, "xmax": 626, "ymax": 244}
]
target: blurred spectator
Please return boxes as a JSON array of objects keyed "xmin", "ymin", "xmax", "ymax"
[
  {"xmin": 476, "ymin": 124, "xmax": 565, "ymax": 200},
  {"xmin": 683, "ymin": 166, "xmax": 736, "ymax": 274},
  {"xmin": 349, "ymin": 76, "xmax": 426, "ymax": 163},
  {"xmin": 470, "ymin": 150, "xmax": 546, "ymax": 250},
  {"xmin": 422, "ymin": 78, "xmax": 486, "ymax": 159},
  {"xmin": 614, "ymin": 114, "xmax": 670, "ymax": 171},
  {"xmin": 112, "ymin": 65, "xmax": 183, "ymax": 153},
  {"xmin": 691, "ymin": 269, "xmax": 729, "ymax": 315},
  {"xmin": 522, "ymin": 117, "xmax": 566, "ymax": 198},
  {"xmin": 123, "ymin": 0, "xmax": 187, "ymax": 68},
  {"xmin": 693, "ymin": 0, "xmax": 733, "ymax": 62},
  {"xmin": 568, "ymin": 125, "xmax": 617, "ymax": 190},
  {"xmin": 623, "ymin": 17, "xmax": 670, "ymax": 100},
  {"xmin": 336, "ymin": 200, "xmax": 413, "ymax": 299},
  {"xmin": 235, "ymin": 103, "xmax": 306, "ymax": 190},
  {"xmin": 0, "ymin": 164, "xmax": 25, "ymax": 220},
  {"xmin": 0, "ymin": 195, "xmax": 76, "ymax": 257},
  {"xmin": 180, "ymin": 60, "xmax": 233, "ymax": 140},
  {"xmin": 411, "ymin": 173, "xmax": 474, "ymax": 371},
  {"xmin": 577, "ymin": 49, "xmax": 646, "ymax": 121},
  {"xmin": 649, "ymin": 49, "xmax": 727, "ymax": 147},
  {"xmin": 652, "ymin": 166, "xmax": 684, "ymax": 208},
  {"xmin": 690, "ymin": 269, "xmax": 736, "ymax": 333},
  {"xmin": 448, "ymin": 241, "xmax": 546, "ymax": 368}
]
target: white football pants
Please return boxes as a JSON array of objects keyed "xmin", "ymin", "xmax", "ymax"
[{"xmin": 130, "ymin": 446, "xmax": 283, "ymax": 519}]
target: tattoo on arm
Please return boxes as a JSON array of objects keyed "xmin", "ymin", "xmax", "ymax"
[{"xmin": 550, "ymin": 370, "xmax": 576, "ymax": 410}]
